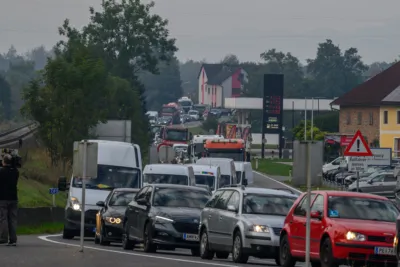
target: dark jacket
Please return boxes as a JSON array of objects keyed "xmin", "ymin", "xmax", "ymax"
[{"xmin": 0, "ymin": 166, "xmax": 19, "ymax": 201}]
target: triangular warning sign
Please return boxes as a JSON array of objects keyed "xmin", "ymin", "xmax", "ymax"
[{"xmin": 343, "ymin": 130, "xmax": 373, "ymax": 156}]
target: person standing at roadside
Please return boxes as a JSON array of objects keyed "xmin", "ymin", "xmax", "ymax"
[{"xmin": 0, "ymin": 153, "xmax": 19, "ymax": 246}]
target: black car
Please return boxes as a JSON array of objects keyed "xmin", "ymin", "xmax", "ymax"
[
  {"xmin": 121, "ymin": 184, "xmax": 211, "ymax": 255},
  {"xmin": 94, "ymin": 188, "xmax": 139, "ymax": 245}
]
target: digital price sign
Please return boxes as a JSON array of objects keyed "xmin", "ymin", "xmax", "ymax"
[{"xmin": 262, "ymin": 74, "xmax": 284, "ymax": 135}]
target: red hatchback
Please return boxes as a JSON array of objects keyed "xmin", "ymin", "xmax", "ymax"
[{"xmin": 279, "ymin": 191, "xmax": 399, "ymax": 267}]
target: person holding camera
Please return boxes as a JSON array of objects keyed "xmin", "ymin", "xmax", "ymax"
[{"xmin": 0, "ymin": 153, "xmax": 19, "ymax": 246}]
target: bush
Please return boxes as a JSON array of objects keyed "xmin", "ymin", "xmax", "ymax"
[{"xmin": 202, "ymin": 116, "xmax": 218, "ymax": 132}]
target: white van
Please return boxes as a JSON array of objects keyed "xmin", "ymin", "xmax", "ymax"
[
  {"xmin": 234, "ymin": 161, "xmax": 254, "ymax": 185},
  {"xmin": 58, "ymin": 140, "xmax": 142, "ymax": 239},
  {"xmin": 322, "ymin": 156, "xmax": 349, "ymax": 174},
  {"xmin": 187, "ymin": 164, "xmax": 220, "ymax": 193},
  {"xmin": 143, "ymin": 164, "xmax": 196, "ymax": 186},
  {"xmin": 195, "ymin": 157, "xmax": 236, "ymax": 188}
]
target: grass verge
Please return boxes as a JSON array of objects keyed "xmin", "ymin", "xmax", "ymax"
[
  {"xmin": 252, "ymin": 158, "xmax": 292, "ymax": 176},
  {"xmin": 189, "ymin": 126, "xmax": 206, "ymax": 135},
  {"xmin": 283, "ymin": 180, "xmax": 336, "ymax": 192},
  {"xmin": 18, "ymin": 148, "xmax": 70, "ymax": 208},
  {"xmin": 17, "ymin": 222, "xmax": 64, "ymax": 235}
]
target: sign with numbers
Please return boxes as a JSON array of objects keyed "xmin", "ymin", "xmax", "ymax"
[
  {"xmin": 49, "ymin": 188, "xmax": 59, "ymax": 195},
  {"xmin": 262, "ymin": 74, "xmax": 284, "ymax": 134}
]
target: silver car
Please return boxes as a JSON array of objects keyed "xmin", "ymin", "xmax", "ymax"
[
  {"xmin": 348, "ymin": 171, "xmax": 396, "ymax": 197},
  {"xmin": 198, "ymin": 186, "xmax": 297, "ymax": 264}
]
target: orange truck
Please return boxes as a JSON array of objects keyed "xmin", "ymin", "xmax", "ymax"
[{"xmin": 203, "ymin": 139, "xmax": 248, "ymax": 161}]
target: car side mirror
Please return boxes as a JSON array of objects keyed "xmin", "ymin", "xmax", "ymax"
[
  {"xmin": 310, "ymin": 211, "xmax": 322, "ymax": 220},
  {"xmin": 137, "ymin": 198, "xmax": 149, "ymax": 206},
  {"xmin": 367, "ymin": 180, "xmax": 373, "ymax": 184},
  {"xmin": 96, "ymin": 201, "xmax": 105, "ymax": 207},
  {"xmin": 58, "ymin": 176, "xmax": 69, "ymax": 191},
  {"xmin": 227, "ymin": 205, "xmax": 237, "ymax": 213}
]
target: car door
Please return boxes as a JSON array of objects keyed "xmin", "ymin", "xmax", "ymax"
[
  {"xmin": 137, "ymin": 186, "xmax": 153, "ymax": 239},
  {"xmin": 96, "ymin": 191, "xmax": 112, "ymax": 236},
  {"xmin": 211, "ymin": 190, "xmax": 234, "ymax": 245},
  {"xmin": 218, "ymin": 190, "xmax": 241, "ymax": 247},
  {"xmin": 202, "ymin": 190, "xmax": 224, "ymax": 243},
  {"xmin": 128, "ymin": 186, "xmax": 148, "ymax": 238},
  {"xmin": 382, "ymin": 174, "xmax": 397, "ymax": 197},
  {"xmin": 367, "ymin": 174, "xmax": 385, "ymax": 194},
  {"xmin": 290, "ymin": 193, "xmax": 316, "ymax": 255},
  {"xmin": 310, "ymin": 194, "xmax": 324, "ymax": 257}
]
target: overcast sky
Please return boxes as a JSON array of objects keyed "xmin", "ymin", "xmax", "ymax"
[{"xmin": 1, "ymin": 0, "xmax": 399, "ymax": 64}]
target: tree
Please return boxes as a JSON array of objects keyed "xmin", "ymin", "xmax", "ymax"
[
  {"xmin": 179, "ymin": 60, "xmax": 203, "ymax": 99},
  {"xmin": 314, "ymin": 112, "xmax": 339, "ymax": 133},
  {"xmin": 292, "ymin": 120, "xmax": 326, "ymax": 141},
  {"xmin": 0, "ymin": 74, "xmax": 12, "ymax": 120},
  {"xmin": 307, "ymin": 39, "xmax": 368, "ymax": 98},
  {"xmin": 221, "ymin": 54, "xmax": 240, "ymax": 65}
]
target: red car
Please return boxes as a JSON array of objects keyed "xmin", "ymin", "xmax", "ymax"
[{"xmin": 279, "ymin": 191, "xmax": 399, "ymax": 267}]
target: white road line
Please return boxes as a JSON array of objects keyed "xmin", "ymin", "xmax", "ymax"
[
  {"xmin": 38, "ymin": 234, "xmax": 278, "ymax": 266},
  {"xmin": 253, "ymin": 171, "xmax": 302, "ymax": 194}
]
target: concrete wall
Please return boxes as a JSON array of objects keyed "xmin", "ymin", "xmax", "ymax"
[
  {"xmin": 292, "ymin": 141, "xmax": 324, "ymax": 187},
  {"xmin": 18, "ymin": 207, "xmax": 64, "ymax": 226}
]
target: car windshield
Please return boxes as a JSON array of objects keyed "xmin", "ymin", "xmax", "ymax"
[
  {"xmin": 153, "ymin": 188, "xmax": 210, "ymax": 208},
  {"xmin": 193, "ymin": 106, "xmax": 206, "ymax": 113},
  {"xmin": 144, "ymin": 173, "xmax": 188, "ymax": 185},
  {"xmin": 236, "ymin": 171, "xmax": 245, "ymax": 184},
  {"xmin": 219, "ymin": 175, "xmax": 231, "ymax": 188},
  {"xmin": 179, "ymin": 101, "xmax": 192, "ymax": 106},
  {"xmin": 189, "ymin": 111, "xmax": 198, "ymax": 115},
  {"xmin": 166, "ymin": 130, "xmax": 188, "ymax": 141},
  {"xmin": 72, "ymin": 165, "xmax": 141, "ymax": 189},
  {"xmin": 328, "ymin": 196, "xmax": 399, "ymax": 222},
  {"xmin": 161, "ymin": 107, "xmax": 176, "ymax": 113},
  {"xmin": 194, "ymin": 175, "xmax": 215, "ymax": 190},
  {"xmin": 109, "ymin": 191, "xmax": 137, "ymax": 206},
  {"xmin": 243, "ymin": 194, "xmax": 296, "ymax": 216},
  {"xmin": 207, "ymin": 150, "xmax": 244, "ymax": 161}
]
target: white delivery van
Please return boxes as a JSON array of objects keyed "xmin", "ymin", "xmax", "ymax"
[
  {"xmin": 234, "ymin": 161, "xmax": 254, "ymax": 185},
  {"xmin": 187, "ymin": 164, "xmax": 220, "ymax": 193},
  {"xmin": 143, "ymin": 164, "xmax": 196, "ymax": 186},
  {"xmin": 322, "ymin": 156, "xmax": 349, "ymax": 174},
  {"xmin": 58, "ymin": 140, "xmax": 142, "ymax": 239},
  {"xmin": 195, "ymin": 157, "xmax": 236, "ymax": 188}
]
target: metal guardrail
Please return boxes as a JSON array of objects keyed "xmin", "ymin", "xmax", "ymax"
[
  {"xmin": 0, "ymin": 122, "xmax": 36, "ymax": 138},
  {"xmin": 0, "ymin": 123, "xmax": 38, "ymax": 146}
]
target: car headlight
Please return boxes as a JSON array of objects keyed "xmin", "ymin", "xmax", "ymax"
[
  {"xmin": 250, "ymin": 225, "xmax": 270, "ymax": 233},
  {"xmin": 346, "ymin": 231, "xmax": 366, "ymax": 241},
  {"xmin": 70, "ymin": 197, "xmax": 81, "ymax": 211},
  {"xmin": 394, "ymin": 236, "xmax": 398, "ymax": 247},
  {"xmin": 155, "ymin": 215, "xmax": 174, "ymax": 223},
  {"xmin": 105, "ymin": 217, "xmax": 122, "ymax": 224}
]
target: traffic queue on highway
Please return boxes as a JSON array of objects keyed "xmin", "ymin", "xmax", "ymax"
[{"xmin": 53, "ymin": 134, "xmax": 400, "ymax": 267}]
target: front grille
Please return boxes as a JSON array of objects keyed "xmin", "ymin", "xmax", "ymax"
[
  {"xmin": 85, "ymin": 210, "xmax": 98, "ymax": 224},
  {"xmin": 272, "ymin": 227, "xmax": 282, "ymax": 236},
  {"xmin": 173, "ymin": 222, "xmax": 198, "ymax": 234},
  {"xmin": 368, "ymin": 235, "xmax": 393, "ymax": 243}
]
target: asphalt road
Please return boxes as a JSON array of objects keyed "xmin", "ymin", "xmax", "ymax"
[{"xmin": 1, "ymin": 172, "xmax": 301, "ymax": 267}]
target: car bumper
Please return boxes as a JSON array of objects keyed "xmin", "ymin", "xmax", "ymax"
[
  {"xmin": 243, "ymin": 233, "xmax": 280, "ymax": 258},
  {"xmin": 102, "ymin": 223, "xmax": 124, "ymax": 242},
  {"xmin": 65, "ymin": 207, "xmax": 99, "ymax": 236},
  {"xmin": 334, "ymin": 242, "xmax": 397, "ymax": 264},
  {"xmin": 151, "ymin": 221, "xmax": 199, "ymax": 249}
]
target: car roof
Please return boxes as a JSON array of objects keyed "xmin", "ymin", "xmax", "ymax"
[
  {"xmin": 149, "ymin": 183, "xmax": 209, "ymax": 193},
  {"xmin": 218, "ymin": 186, "xmax": 297, "ymax": 197},
  {"xmin": 310, "ymin": 190, "xmax": 389, "ymax": 200},
  {"xmin": 144, "ymin": 164, "xmax": 191, "ymax": 175},
  {"xmin": 112, "ymin": 188, "xmax": 140, "ymax": 193}
]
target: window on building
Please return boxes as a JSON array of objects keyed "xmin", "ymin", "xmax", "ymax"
[
  {"xmin": 369, "ymin": 112, "xmax": 374, "ymax": 125},
  {"xmin": 357, "ymin": 112, "xmax": 362, "ymax": 125},
  {"xmin": 346, "ymin": 112, "xmax": 351, "ymax": 125},
  {"xmin": 397, "ymin": 111, "xmax": 400, "ymax": 124},
  {"xmin": 383, "ymin": 111, "xmax": 388, "ymax": 124},
  {"xmin": 208, "ymin": 87, "xmax": 210, "ymax": 94}
]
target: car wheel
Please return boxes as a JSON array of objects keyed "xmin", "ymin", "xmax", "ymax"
[
  {"xmin": 199, "ymin": 229, "xmax": 214, "ymax": 260},
  {"xmin": 191, "ymin": 248, "xmax": 200, "ymax": 256},
  {"xmin": 215, "ymin": 252, "xmax": 229, "ymax": 259},
  {"xmin": 143, "ymin": 222, "xmax": 157, "ymax": 253},
  {"xmin": 280, "ymin": 234, "xmax": 296, "ymax": 267},
  {"xmin": 99, "ymin": 222, "xmax": 110, "ymax": 246},
  {"xmin": 320, "ymin": 237, "xmax": 338, "ymax": 267},
  {"xmin": 122, "ymin": 223, "xmax": 134, "ymax": 250},
  {"xmin": 232, "ymin": 231, "xmax": 248, "ymax": 263},
  {"xmin": 62, "ymin": 226, "xmax": 74, "ymax": 240}
]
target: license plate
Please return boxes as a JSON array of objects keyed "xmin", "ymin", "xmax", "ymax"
[
  {"xmin": 183, "ymin": 233, "xmax": 199, "ymax": 241},
  {"xmin": 374, "ymin": 247, "xmax": 395, "ymax": 255},
  {"xmin": 93, "ymin": 228, "xmax": 96, "ymax": 233}
]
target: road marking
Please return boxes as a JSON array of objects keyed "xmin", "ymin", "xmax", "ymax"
[
  {"xmin": 38, "ymin": 234, "xmax": 278, "ymax": 266},
  {"xmin": 253, "ymin": 171, "xmax": 302, "ymax": 194}
]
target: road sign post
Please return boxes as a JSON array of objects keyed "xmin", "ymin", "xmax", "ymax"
[
  {"xmin": 48, "ymin": 188, "xmax": 58, "ymax": 207},
  {"xmin": 343, "ymin": 130, "xmax": 373, "ymax": 192},
  {"xmin": 73, "ymin": 140, "xmax": 98, "ymax": 253}
]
